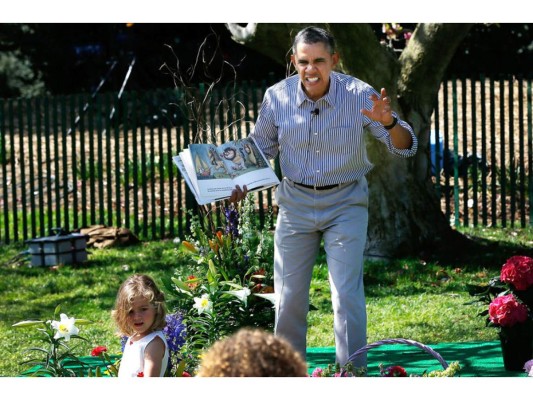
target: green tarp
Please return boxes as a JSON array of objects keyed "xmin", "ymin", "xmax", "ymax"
[{"xmin": 306, "ymin": 340, "xmax": 527, "ymax": 377}]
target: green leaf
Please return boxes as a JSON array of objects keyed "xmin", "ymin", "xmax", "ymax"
[
  {"xmin": 220, "ymin": 281, "xmax": 243, "ymax": 290},
  {"xmin": 74, "ymin": 319, "xmax": 93, "ymax": 326},
  {"xmin": 171, "ymin": 277, "xmax": 193, "ymax": 294},
  {"xmin": 175, "ymin": 359, "xmax": 186, "ymax": 377},
  {"xmin": 12, "ymin": 320, "xmax": 44, "ymax": 328},
  {"xmin": 54, "ymin": 304, "xmax": 61, "ymax": 317}
]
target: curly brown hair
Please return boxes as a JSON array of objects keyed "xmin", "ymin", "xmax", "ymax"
[
  {"xmin": 111, "ymin": 274, "xmax": 167, "ymax": 337},
  {"xmin": 197, "ymin": 328, "xmax": 308, "ymax": 377}
]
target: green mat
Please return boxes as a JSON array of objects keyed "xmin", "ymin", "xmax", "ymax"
[
  {"xmin": 306, "ymin": 340, "xmax": 527, "ymax": 377},
  {"xmin": 22, "ymin": 340, "xmax": 528, "ymax": 377}
]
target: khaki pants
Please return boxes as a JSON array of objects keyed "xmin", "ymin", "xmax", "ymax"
[{"xmin": 273, "ymin": 177, "xmax": 369, "ymax": 367}]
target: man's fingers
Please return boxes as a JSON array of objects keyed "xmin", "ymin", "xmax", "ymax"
[{"xmin": 229, "ymin": 185, "xmax": 248, "ymax": 204}]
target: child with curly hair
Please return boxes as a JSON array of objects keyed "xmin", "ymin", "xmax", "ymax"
[
  {"xmin": 112, "ymin": 274, "xmax": 169, "ymax": 377},
  {"xmin": 197, "ymin": 328, "xmax": 308, "ymax": 377}
]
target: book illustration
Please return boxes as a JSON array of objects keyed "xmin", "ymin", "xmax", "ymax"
[
  {"xmin": 173, "ymin": 137, "xmax": 280, "ymax": 205},
  {"xmin": 221, "ymin": 145, "xmax": 247, "ymax": 173},
  {"xmin": 191, "ymin": 145, "xmax": 231, "ymax": 180}
]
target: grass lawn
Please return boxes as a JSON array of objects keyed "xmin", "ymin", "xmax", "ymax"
[{"xmin": 1, "ymin": 226, "xmax": 532, "ymax": 377}]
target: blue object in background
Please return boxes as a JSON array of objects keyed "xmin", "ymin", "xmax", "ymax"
[{"xmin": 430, "ymin": 130, "xmax": 444, "ymax": 176}]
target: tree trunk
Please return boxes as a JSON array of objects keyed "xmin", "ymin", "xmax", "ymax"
[{"xmin": 226, "ymin": 23, "xmax": 475, "ymax": 259}]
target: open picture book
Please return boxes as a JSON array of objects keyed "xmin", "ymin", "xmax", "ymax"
[{"xmin": 173, "ymin": 137, "xmax": 280, "ymax": 205}]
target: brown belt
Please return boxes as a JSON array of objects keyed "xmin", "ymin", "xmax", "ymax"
[{"xmin": 294, "ymin": 182, "xmax": 340, "ymax": 191}]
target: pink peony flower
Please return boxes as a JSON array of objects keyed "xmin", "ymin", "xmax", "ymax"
[
  {"xmin": 500, "ymin": 256, "xmax": 533, "ymax": 291},
  {"xmin": 311, "ymin": 367, "xmax": 324, "ymax": 377},
  {"xmin": 489, "ymin": 294, "xmax": 529, "ymax": 327}
]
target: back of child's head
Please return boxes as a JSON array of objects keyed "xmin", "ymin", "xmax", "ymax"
[
  {"xmin": 112, "ymin": 274, "xmax": 167, "ymax": 336},
  {"xmin": 197, "ymin": 328, "xmax": 308, "ymax": 377}
]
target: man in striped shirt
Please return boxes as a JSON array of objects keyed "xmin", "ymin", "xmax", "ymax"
[{"xmin": 232, "ymin": 26, "xmax": 417, "ymax": 369}]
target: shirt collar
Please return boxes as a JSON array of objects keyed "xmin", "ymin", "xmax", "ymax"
[{"xmin": 296, "ymin": 72, "xmax": 338, "ymax": 109}]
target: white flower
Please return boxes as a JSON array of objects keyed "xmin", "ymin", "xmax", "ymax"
[
  {"xmin": 223, "ymin": 288, "xmax": 251, "ymax": 306},
  {"xmin": 253, "ymin": 293, "xmax": 277, "ymax": 307},
  {"xmin": 524, "ymin": 359, "xmax": 533, "ymax": 377},
  {"xmin": 193, "ymin": 294, "xmax": 213, "ymax": 315},
  {"xmin": 50, "ymin": 313, "xmax": 79, "ymax": 341}
]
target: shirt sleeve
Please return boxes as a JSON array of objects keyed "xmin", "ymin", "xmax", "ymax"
[
  {"xmin": 249, "ymin": 90, "xmax": 280, "ymax": 160},
  {"xmin": 367, "ymin": 111, "xmax": 418, "ymax": 158}
]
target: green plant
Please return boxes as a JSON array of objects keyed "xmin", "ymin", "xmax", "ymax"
[
  {"xmin": 12, "ymin": 305, "xmax": 93, "ymax": 376},
  {"xmin": 87, "ymin": 345, "xmax": 119, "ymax": 377},
  {"xmin": 163, "ymin": 197, "xmax": 276, "ymax": 374}
]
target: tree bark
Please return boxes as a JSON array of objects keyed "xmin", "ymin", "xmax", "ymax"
[{"xmin": 226, "ymin": 23, "xmax": 475, "ymax": 259}]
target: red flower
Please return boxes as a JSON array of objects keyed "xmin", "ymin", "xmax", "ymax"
[
  {"xmin": 182, "ymin": 371, "xmax": 192, "ymax": 377},
  {"xmin": 501, "ymin": 256, "xmax": 533, "ymax": 291},
  {"xmin": 383, "ymin": 365, "xmax": 408, "ymax": 377},
  {"xmin": 91, "ymin": 346, "xmax": 108, "ymax": 357},
  {"xmin": 137, "ymin": 371, "xmax": 144, "ymax": 377},
  {"xmin": 489, "ymin": 294, "xmax": 529, "ymax": 327}
]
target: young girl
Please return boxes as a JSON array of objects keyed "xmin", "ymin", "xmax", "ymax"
[{"xmin": 112, "ymin": 274, "xmax": 169, "ymax": 377}]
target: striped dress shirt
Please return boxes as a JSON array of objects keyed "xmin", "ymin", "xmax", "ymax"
[{"xmin": 250, "ymin": 71, "xmax": 418, "ymax": 187}]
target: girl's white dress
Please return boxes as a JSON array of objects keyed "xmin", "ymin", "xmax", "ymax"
[{"xmin": 118, "ymin": 331, "xmax": 169, "ymax": 377}]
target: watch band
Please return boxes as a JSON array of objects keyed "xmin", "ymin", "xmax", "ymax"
[{"xmin": 383, "ymin": 116, "xmax": 398, "ymax": 130}]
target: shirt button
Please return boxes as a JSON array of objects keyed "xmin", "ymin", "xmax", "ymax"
[
  {"xmin": 314, "ymin": 132, "xmax": 318, "ymax": 136},
  {"xmin": 316, "ymin": 170, "xmax": 320, "ymax": 173},
  {"xmin": 316, "ymin": 150, "xmax": 320, "ymax": 154}
]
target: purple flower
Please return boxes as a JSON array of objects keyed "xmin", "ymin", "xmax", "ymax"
[
  {"xmin": 164, "ymin": 312, "xmax": 186, "ymax": 354},
  {"xmin": 120, "ymin": 335, "xmax": 128, "ymax": 353},
  {"xmin": 224, "ymin": 205, "xmax": 240, "ymax": 237}
]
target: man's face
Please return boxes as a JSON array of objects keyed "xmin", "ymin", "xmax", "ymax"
[{"xmin": 291, "ymin": 41, "xmax": 339, "ymax": 102}]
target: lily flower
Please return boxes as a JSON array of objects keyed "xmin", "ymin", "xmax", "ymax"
[
  {"xmin": 253, "ymin": 292, "xmax": 277, "ymax": 307},
  {"xmin": 51, "ymin": 313, "xmax": 79, "ymax": 341},
  {"xmin": 223, "ymin": 288, "xmax": 251, "ymax": 306},
  {"xmin": 193, "ymin": 294, "xmax": 213, "ymax": 315}
]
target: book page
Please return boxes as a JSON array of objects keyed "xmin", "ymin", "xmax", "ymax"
[{"xmin": 173, "ymin": 137, "xmax": 280, "ymax": 205}]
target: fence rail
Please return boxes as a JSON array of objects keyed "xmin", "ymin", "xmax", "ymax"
[{"xmin": 1, "ymin": 75, "xmax": 531, "ymax": 244}]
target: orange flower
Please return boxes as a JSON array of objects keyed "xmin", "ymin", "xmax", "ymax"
[
  {"xmin": 186, "ymin": 275, "xmax": 199, "ymax": 290},
  {"xmin": 209, "ymin": 239, "xmax": 219, "ymax": 253},
  {"xmin": 182, "ymin": 241, "xmax": 198, "ymax": 253}
]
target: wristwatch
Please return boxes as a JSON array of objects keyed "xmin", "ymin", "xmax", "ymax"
[{"xmin": 383, "ymin": 116, "xmax": 398, "ymax": 130}]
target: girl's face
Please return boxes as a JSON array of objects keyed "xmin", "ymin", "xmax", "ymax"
[{"xmin": 127, "ymin": 296, "xmax": 157, "ymax": 338}]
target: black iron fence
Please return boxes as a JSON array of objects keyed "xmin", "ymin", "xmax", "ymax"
[
  {"xmin": 1, "ymin": 75, "xmax": 531, "ymax": 244},
  {"xmin": 431, "ymin": 74, "xmax": 532, "ymax": 228}
]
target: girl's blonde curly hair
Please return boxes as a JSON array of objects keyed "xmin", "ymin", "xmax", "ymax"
[
  {"xmin": 197, "ymin": 328, "xmax": 308, "ymax": 377},
  {"xmin": 111, "ymin": 274, "xmax": 166, "ymax": 337}
]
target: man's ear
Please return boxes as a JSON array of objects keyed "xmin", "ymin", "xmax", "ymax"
[
  {"xmin": 332, "ymin": 52, "xmax": 340, "ymax": 67},
  {"xmin": 290, "ymin": 53, "xmax": 296, "ymax": 68}
]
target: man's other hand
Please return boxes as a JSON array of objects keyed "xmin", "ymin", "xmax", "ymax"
[{"xmin": 229, "ymin": 185, "xmax": 248, "ymax": 203}]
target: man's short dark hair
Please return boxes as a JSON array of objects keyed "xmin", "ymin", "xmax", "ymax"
[{"xmin": 292, "ymin": 26, "xmax": 336, "ymax": 55}]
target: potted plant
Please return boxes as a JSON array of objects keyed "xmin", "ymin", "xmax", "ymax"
[{"xmin": 469, "ymin": 255, "xmax": 533, "ymax": 371}]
